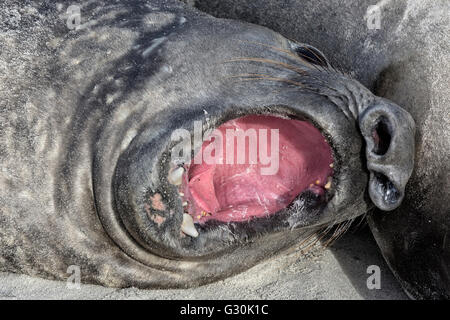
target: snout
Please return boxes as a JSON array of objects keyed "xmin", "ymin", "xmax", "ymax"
[{"xmin": 359, "ymin": 99, "xmax": 415, "ymax": 211}]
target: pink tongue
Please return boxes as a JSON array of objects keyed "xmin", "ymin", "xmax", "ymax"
[{"xmin": 183, "ymin": 115, "xmax": 333, "ymax": 223}]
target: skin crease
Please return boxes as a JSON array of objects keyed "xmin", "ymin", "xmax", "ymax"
[
  {"xmin": 0, "ymin": 0, "xmax": 417, "ymax": 291},
  {"xmin": 189, "ymin": 0, "xmax": 450, "ymax": 299}
]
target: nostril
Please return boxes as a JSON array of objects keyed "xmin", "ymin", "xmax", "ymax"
[
  {"xmin": 373, "ymin": 172, "xmax": 400, "ymax": 205},
  {"xmin": 372, "ymin": 116, "xmax": 391, "ymax": 156},
  {"xmin": 360, "ymin": 102, "xmax": 415, "ymax": 211}
]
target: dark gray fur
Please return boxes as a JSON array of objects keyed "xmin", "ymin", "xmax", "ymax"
[
  {"xmin": 188, "ymin": 0, "xmax": 450, "ymax": 299},
  {"xmin": 0, "ymin": 0, "xmax": 424, "ymax": 294}
]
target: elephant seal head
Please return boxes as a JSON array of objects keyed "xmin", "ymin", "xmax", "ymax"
[{"xmin": 0, "ymin": 0, "xmax": 415, "ymax": 288}]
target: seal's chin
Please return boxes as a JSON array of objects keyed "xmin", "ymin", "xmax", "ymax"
[{"xmin": 178, "ymin": 115, "xmax": 334, "ymax": 224}]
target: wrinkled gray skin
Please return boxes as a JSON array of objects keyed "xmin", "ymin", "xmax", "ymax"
[
  {"xmin": 188, "ymin": 0, "xmax": 450, "ymax": 299},
  {"xmin": 0, "ymin": 0, "xmax": 419, "ymax": 292}
]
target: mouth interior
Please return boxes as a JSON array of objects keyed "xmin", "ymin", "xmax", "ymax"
[{"xmin": 181, "ymin": 115, "xmax": 333, "ymax": 223}]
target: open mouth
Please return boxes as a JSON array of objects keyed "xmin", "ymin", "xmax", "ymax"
[
  {"xmin": 174, "ymin": 115, "xmax": 334, "ymax": 225},
  {"xmin": 110, "ymin": 108, "xmax": 346, "ymax": 259}
]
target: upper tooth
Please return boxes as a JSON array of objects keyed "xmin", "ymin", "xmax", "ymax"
[
  {"xmin": 324, "ymin": 177, "xmax": 332, "ymax": 189},
  {"xmin": 168, "ymin": 167, "xmax": 184, "ymax": 185},
  {"xmin": 181, "ymin": 213, "xmax": 198, "ymax": 238}
]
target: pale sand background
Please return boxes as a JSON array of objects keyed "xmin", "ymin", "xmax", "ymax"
[{"xmin": 0, "ymin": 227, "xmax": 407, "ymax": 300}]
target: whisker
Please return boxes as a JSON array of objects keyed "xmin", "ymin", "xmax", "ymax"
[
  {"xmin": 324, "ymin": 218, "xmax": 355, "ymax": 247},
  {"xmin": 226, "ymin": 73, "xmax": 272, "ymax": 78},
  {"xmin": 301, "ymin": 45, "xmax": 328, "ymax": 66},
  {"xmin": 283, "ymin": 36, "xmax": 331, "ymax": 74},
  {"xmin": 234, "ymin": 39, "xmax": 316, "ymax": 68},
  {"xmin": 296, "ymin": 230, "xmax": 320, "ymax": 249},
  {"xmin": 300, "ymin": 225, "xmax": 334, "ymax": 253},
  {"xmin": 224, "ymin": 57, "xmax": 307, "ymax": 76},
  {"xmin": 353, "ymin": 212, "xmax": 369, "ymax": 231},
  {"xmin": 322, "ymin": 224, "xmax": 345, "ymax": 247},
  {"xmin": 228, "ymin": 73, "xmax": 305, "ymax": 88},
  {"xmin": 231, "ymin": 39, "xmax": 352, "ymax": 84}
]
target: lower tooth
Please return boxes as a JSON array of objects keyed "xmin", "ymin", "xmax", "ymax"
[
  {"xmin": 324, "ymin": 177, "xmax": 332, "ymax": 189},
  {"xmin": 181, "ymin": 213, "xmax": 199, "ymax": 238}
]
